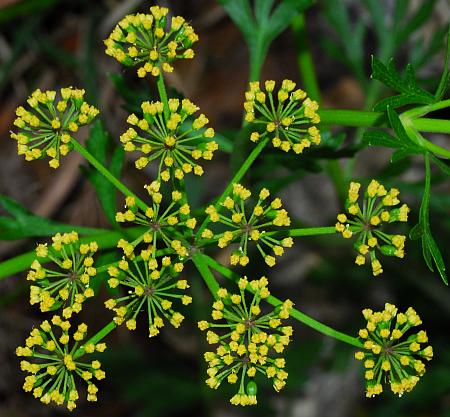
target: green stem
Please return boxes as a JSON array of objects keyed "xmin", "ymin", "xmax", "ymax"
[
  {"xmin": 265, "ymin": 226, "xmax": 337, "ymax": 239},
  {"xmin": 319, "ymin": 109, "xmax": 450, "ymax": 133},
  {"xmin": 191, "ymin": 253, "xmax": 220, "ymax": 298},
  {"xmin": 201, "ymin": 254, "xmax": 362, "ymax": 348},
  {"xmin": 319, "ymin": 109, "xmax": 450, "ymax": 159},
  {"xmin": 70, "ymin": 139, "xmax": 149, "ymax": 210},
  {"xmin": 248, "ymin": 41, "xmax": 266, "ymax": 82},
  {"xmin": 73, "ymin": 321, "xmax": 116, "ymax": 359},
  {"xmin": 157, "ymin": 73, "xmax": 169, "ymax": 119},
  {"xmin": 401, "ymin": 99, "xmax": 450, "ymax": 119},
  {"xmin": 418, "ymin": 135, "xmax": 450, "ymax": 159},
  {"xmin": 2, "ymin": 224, "xmax": 106, "ymax": 241},
  {"xmin": 196, "ymin": 136, "xmax": 270, "ymax": 236},
  {"xmin": 319, "ymin": 109, "xmax": 386, "ymax": 127},
  {"xmin": 0, "ymin": 226, "xmax": 146, "ymax": 280},
  {"xmin": 413, "ymin": 118, "xmax": 450, "ymax": 135},
  {"xmin": 287, "ymin": 226, "xmax": 336, "ymax": 237}
]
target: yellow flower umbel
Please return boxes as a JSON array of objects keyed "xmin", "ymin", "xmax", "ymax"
[
  {"xmin": 204, "ymin": 184, "xmax": 293, "ymax": 267},
  {"xmin": 105, "ymin": 252, "xmax": 190, "ymax": 337},
  {"xmin": 27, "ymin": 232, "xmax": 97, "ymax": 318},
  {"xmin": 16, "ymin": 317, "xmax": 106, "ymax": 411},
  {"xmin": 121, "ymin": 99, "xmax": 217, "ymax": 181},
  {"xmin": 115, "ymin": 182, "xmax": 195, "ymax": 258},
  {"xmin": 198, "ymin": 277, "xmax": 293, "ymax": 406},
  {"xmin": 354, "ymin": 303, "xmax": 433, "ymax": 398},
  {"xmin": 244, "ymin": 79, "xmax": 321, "ymax": 153},
  {"xmin": 335, "ymin": 180, "xmax": 410, "ymax": 276},
  {"xmin": 104, "ymin": 6, "xmax": 198, "ymax": 77},
  {"xmin": 11, "ymin": 87, "xmax": 99, "ymax": 168}
]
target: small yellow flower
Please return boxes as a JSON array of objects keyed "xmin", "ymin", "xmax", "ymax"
[
  {"xmin": 199, "ymin": 278, "xmax": 293, "ymax": 406},
  {"xmin": 28, "ymin": 232, "xmax": 98, "ymax": 315},
  {"xmin": 105, "ymin": 7, "xmax": 198, "ymax": 77},
  {"xmin": 115, "ymin": 182, "xmax": 194, "ymax": 258},
  {"xmin": 204, "ymin": 184, "xmax": 292, "ymax": 266},
  {"xmin": 336, "ymin": 180, "xmax": 410, "ymax": 276},
  {"xmin": 105, "ymin": 253, "xmax": 190, "ymax": 337},
  {"xmin": 244, "ymin": 80, "xmax": 320, "ymax": 153},
  {"xmin": 16, "ymin": 318, "xmax": 105, "ymax": 410},
  {"xmin": 11, "ymin": 88, "xmax": 99, "ymax": 168},
  {"xmin": 122, "ymin": 99, "xmax": 217, "ymax": 181},
  {"xmin": 355, "ymin": 303, "xmax": 433, "ymax": 397}
]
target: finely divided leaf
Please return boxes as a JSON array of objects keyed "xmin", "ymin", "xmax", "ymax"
[
  {"xmin": 396, "ymin": 0, "xmax": 437, "ymax": 47},
  {"xmin": 435, "ymin": 28, "xmax": 450, "ymax": 100},
  {"xmin": 362, "ymin": 130, "xmax": 401, "ymax": 148},
  {"xmin": 220, "ymin": 0, "xmax": 313, "ymax": 69},
  {"xmin": 371, "ymin": 57, "xmax": 435, "ymax": 111},
  {"xmin": 410, "ymin": 154, "xmax": 448, "ymax": 284},
  {"xmin": 219, "ymin": 0, "xmax": 254, "ymax": 43},
  {"xmin": 431, "ymin": 155, "xmax": 450, "ymax": 176},
  {"xmin": 362, "ymin": 107, "xmax": 424, "ymax": 161},
  {"xmin": 387, "ymin": 106, "xmax": 422, "ymax": 148},
  {"xmin": 267, "ymin": 0, "xmax": 313, "ymax": 42},
  {"xmin": 391, "ymin": 148, "xmax": 422, "ymax": 162},
  {"xmin": 0, "ymin": 195, "xmax": 101, "ymax": 240}
]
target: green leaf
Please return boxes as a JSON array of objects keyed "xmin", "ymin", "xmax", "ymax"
[
  {"xmin": 411, "ymin": 26, "xmax": 448, "ymax": 71},
  {"xmin": 266, "ymin": 0, "xmax": 313, "ymax": 43},
  {"xmin": 424, "ymin": 233, "xmax": 447, "ymax": 281},
  {"xmin": 409, "ymin": 222, "xmax": 423, "ymax": 241},
  {"xmin": 220, "ymin": 0, "xmax": 312, "ymax": 80},
  {"xmin": 84, "ymin": 121, "xmax": 124, "ymax": 227},
  {"xmin": 387, "ymin": 106, "xmax": 421, "ymax": 147},
  {"xmin": 371, "ymin": 57, "xmax": 435, "ymax": 110},
  {"xmin": 431, "ymin": 154, "xmax": 450, "ymax": 176},
  {"xmin": 322, "ymin": 0, "xmax": 366, "ymax": 84},
  {"xmin": 363, "ymin": 0, "xmax": 388, "ymax": 45},
  {"xmin": 0, "ymin": 0, "xmax": 61, "ymax": 23},
  {"xmin": 362, "ymin": 130, "xmax": 401, "ymax": 148},
  {"xmin": 410, "ymin": 154, "xmax": 448, "ymax": 284},
  {"xmin": 395, "ymin": 0, "xmax": 437, "ymax": 47},
  {"xmin": 435, "ymin": 28, "xmax": 450, "ymax": 100},
  {"xmin": 393, "ymin": 0, "xmax": 408, "ymax": 26},
  {"xmin": 0, "ymin": 195, "xmax": 103, "ymax": 240},
  {"xmin": 378, "ymin": 158, "xmax": 412, "ymax": 180},
  {"xmin": 254, "ymin": 0, "xmax": 275, "ymax": 27},
  {"xmin": 375, "ymin": 93, "xmax": 435, "ymax": 111},
  {"xmin": 218, "ymin": 0, "xmax": 254, "ymax": 43},
  {"xmin": 391, "ymin": 148, "xmax": 422, "ymax": 162}
]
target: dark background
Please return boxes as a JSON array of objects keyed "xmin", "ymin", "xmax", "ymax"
[{"xmin": 0, "ymin": 1, "xmax": 449, "ymax": 416}]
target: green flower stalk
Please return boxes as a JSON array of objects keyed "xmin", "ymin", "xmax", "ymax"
[
  {"xmin": 336, "ymin": 179, "xmax": 410, "ymax": 276},
  {"xmin": 203, "ymin": 184, "xmax": 293, "ymax": 267},
  {"xmin": 27, "ymin": 232, "xmax": 97, "ymax": 318},
  {"xmin": 198, "ymin": 277, "xmax": 293, "ymax": 406},
  {"xmin": 105, "ymin": 252, "xmax": 190, "ymax": 336},
  {"xmin": 121, "ymin": 99, "xmax": 218, "ymax": 181},
  {"xmin": 104, "ymin": 5, "xmax": 198, "ymax": 78},
  {"xmin": 244, "ymin": 79, "xmax": 321, "ymax": 153},
  {"xmin": 11, "ymin": 87, "xmax": 99, "ymax": 168},
  {"xmin": 115, "ymin": 181, "xmax": 195, "ymax": 258},
  {"xmin": 354, "ymin": 303, "xmax": 433, "ymax": 397},
  {"xmin": 16, "ymin": 316, "xmax": 106, "ymax": 411}
]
